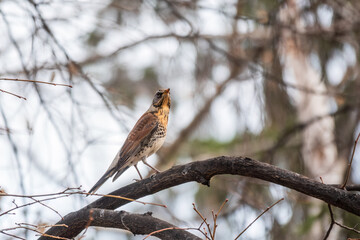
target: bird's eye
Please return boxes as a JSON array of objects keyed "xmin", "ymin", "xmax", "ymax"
[{"xmin": 156, "ymin": 92, "xmax": 162, "ymax": 97}]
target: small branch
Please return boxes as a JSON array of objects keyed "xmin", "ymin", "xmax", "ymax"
[
  {"xmin": 1, "ymin": 224, "xmax": 69, "ymax": 240},
  {"xmin": 321, "ymin": 176, "xmax": 360, "ymax": 238},
  {"xmin": 341, "ymin": 132, "xmax": 360, "ymax": 189},
  {"xmin": 0, "ymin": 78, "xmax": 72, "ymax": 88},
  {"xmin": 193, "ymin": 202, "xmax": 213, "ymax": 239},
  {"xmin": 212, "ymin": 199, "xmax": 228, "ymax": 239},
  {"xmin": 0, "ymin": 88, "xmax": 27, "ymax": 100},
  {"xmin": 334, "ymin": 222, "xmax": 360, "ymax": 234},
  {"xmin": 0, "ymin": 187, "xmax": 167, "ymax": 209},
  {"xmin": 0, "ymin": 127, "xmax": 11, "ymax": 134},
  {"xmin": 0, "ymin": 195, "xmax": 70, "ymax": 217},
  {"xmin": 0, "ymin": 230, "xmax": 25, "ymax": 240},
  {"xmin": 234, "ymin": 198, "xmax": 284, "ymax": 239},
  {"xmin": 0, "ymin": 187, "xmax": 81, "ymax": 198},
  {"xmin": 29, "ymin": 196, "xmax": 64, "ymax": 220},
  {"xmin": 323, "ymin": 203, "xmax": 360, "ymax": 239},
  {"xmin": 18, "ymin": 223, "xmax": 68, "ymax": 229},
  {"xmin": 323, "ymin": 204, "xmax": 334, "ymax": 240},
  {"xmin": 86, "ymin": 192, "xmax": 167, "ymax": 208}
]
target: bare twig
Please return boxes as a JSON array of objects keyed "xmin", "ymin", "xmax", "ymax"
[
  {"xmin": 0, "ymin": 195, "xmax": 70, "ymax": 217},
  {"xmin": 234, "ymin": 198, "xmax": 284, "ymax": 239},
  {"xmin": 0, "ymin": 127, "xmax": 11, "ymax": 133},
  {"xmin": 0, "ymin": 230, "xmax": 25, "ymax": 240},
  {"xmin": 0, "ymin": 224, "xmax": 70, "ymax": 240},
  {"xmin": 323, "ymin": 203, "xmax": 360, "ymax": 239},
  {"xmin": 333, "ymin": 222, "xmax": 360, "ymax": 234},
  {"xmin": 0, "ymin": 187, "xmax": 81, "ymax": 198},
  {"xmin": 0, "ymin": 88, "xmax": 27, "ymax": 100},
  {"xmin": 86, "ymin": 192, "xmax": 167, "ymax": 208},
  {"xmin": 323, "ymin": 204, "xmax": 334, "ymax": 240},
  {"xmin": 192, "ymin": 202, "xmax": 212, "ymax": 239},
  {"xmin": 29, "ymin": 196, "xmax": 64, "ymax": 220},
  {"xmin": 0, "ymin": 78, "xmax": 72, "ymax": 88},
  {"xmin": 321, "ymin": 177, "xmax": 360, "ymax": 239},
  {"xmin": 0, "ymin": 187, "xmax": 167, "ymax": 214},
  {"xmin": 341, "ymin": 132, "xmax": 360, "ymax": 189},
  {"xmin": 17, "ymin": 223, "xmax": 68, "ymax": 229},
  {"xmin": 212, "ymin": 199, "xmax": 228, "ymax": 239},
  {"xmin": 192, "ymin": 198, "xmax": 228, "ymax": 240}
]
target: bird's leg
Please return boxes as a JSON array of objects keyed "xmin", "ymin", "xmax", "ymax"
[
  {"xmin": 134, "ymin": 163, "xmax": 143, "ymax": 180},
  {"xmin": 142, "ymin": 158, "xmax": 160, "ymax": 173}
]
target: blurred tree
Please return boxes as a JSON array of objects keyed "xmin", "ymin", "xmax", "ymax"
[{"xmin": 0, "ymin": 0, "xmax": 360, "ymax": 239}]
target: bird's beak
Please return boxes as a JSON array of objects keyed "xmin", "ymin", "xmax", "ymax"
[{"xmin": 164, "ymin": 88, "xmax": 170, "ymax": 94}]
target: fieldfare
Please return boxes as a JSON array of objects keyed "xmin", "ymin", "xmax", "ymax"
[{"xmin": 88, "ymin": 88, "xmax": 171, "ymax": 194}]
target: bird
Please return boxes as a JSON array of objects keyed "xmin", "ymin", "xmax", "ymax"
[{"xmin": 88, "ymin": 88, "xmax": 171, "ymax": 194}]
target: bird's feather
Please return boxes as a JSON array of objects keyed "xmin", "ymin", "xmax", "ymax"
[
  {"xmin": 119, "ymin": 112, "xmax": 158, "ymax": 164},
  {"xmin": 105, "ymin": 112, "xmax": 159, "ymax": 180},
  {"xmin": 88, "ymin": 167, "xmax": 116, "ymax": 194},
  {"xmin": 88, "ymin": 113, "xmax": 158, "ymax": 193}
]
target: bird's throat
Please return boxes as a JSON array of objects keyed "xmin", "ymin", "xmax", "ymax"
[{"xmin": 155, "ymin": 106, "xmax": 169, "ymax": 126}]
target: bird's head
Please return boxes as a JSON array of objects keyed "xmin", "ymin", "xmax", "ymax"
[{"xmin": 148, "ymin": 88, "xmax": 171, "ymax": 113}]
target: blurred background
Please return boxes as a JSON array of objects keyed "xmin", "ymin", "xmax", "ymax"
[{"xmin": 0, "ymin": 0, "xmax": 360, "ymax": 239}]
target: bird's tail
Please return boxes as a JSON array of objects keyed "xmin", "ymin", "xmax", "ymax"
[
  {"xmin": 112, "ymin": 166, "xmax": 129, "ymax": 182},
  {"xmin": 88, "ymin": 168, "xmax": 116, "ymax": 194}
]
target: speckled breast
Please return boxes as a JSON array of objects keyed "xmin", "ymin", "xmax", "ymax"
[{"xmin": 135, "ymin": 124, "xmax": 167, "ymax": 159}]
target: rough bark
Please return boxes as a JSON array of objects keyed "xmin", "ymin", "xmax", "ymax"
[
  {"xmin": 78, "ymin": 209, "xmax": 200, "ymax": 240},
  {"xmin": 39, "ymin": 156, "xmax": 360, "ymax": 240}
]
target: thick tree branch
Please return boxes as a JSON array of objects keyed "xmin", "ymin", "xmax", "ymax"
[
  {"xmin": 39, "ymin": 156, "xmax": 360, "ymax": 239},
  {"xmin": 83, "ymin": 209, "xmax": 200, "ymax": 240}
]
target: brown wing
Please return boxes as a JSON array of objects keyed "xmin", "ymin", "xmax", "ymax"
[
  {"xmin": 107, "ymin": 112, "xmax": 158, "ymax": 172},
  {"xmin": 88, "ymin": 112, "xmax": 158, "ymax": 193}
]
